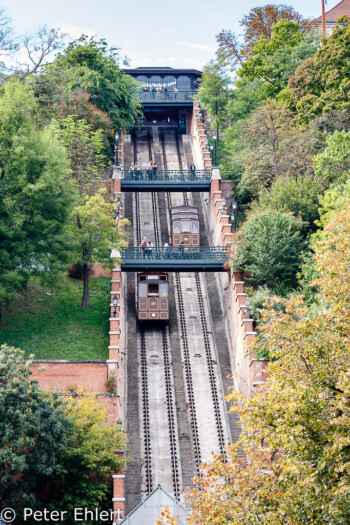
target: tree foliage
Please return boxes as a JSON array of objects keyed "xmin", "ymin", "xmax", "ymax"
[
  {"xmin": 0, "ymin": 345, "xmax": 126, "ymax": 522},
  {"xmin": 216, "ymin": 4, "xmax": 311, "ymax": 69},
  {"xmin": 0, "ymin": 344, "xmax": 71, "ymax": 516},
  {"xmin": 47, "ymin": 36, "xmax": 141, "ymax": 131},
  {"xmin": 48, "ymin": 390, "xmax": 126, "ymax": 522},
  {"xmin": 70, "ymin": 190, "xmax": 128, "ymax": 308},
  {"xmin": 253, "ymin": 174, "xmax": 323, "ymax": 233},
  {"xmin": 231, "ymin": 208, "xmax": 304, "ymax": 292},
  {"xmin": 289, "ymin": 16, "xmax": 350, "ymax": 120},
  {"xmin": 189, "ymin": 200, "xmax": 350, "ymax": 524},
  {"xmin": 235, "ymin": 100, "xmax": 316, "ymax": 195},
  {"xmin": 314, "ymin": 130, "xmax": 350, "ymax": 185},
  {"xmin": 0, "ymin": 81, "xmax": 75, "ymax": 312}
]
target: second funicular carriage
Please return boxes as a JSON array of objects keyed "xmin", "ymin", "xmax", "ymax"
[{"xmin": 170, "ymin": 206, "xmax": 199, "ymax": 251}]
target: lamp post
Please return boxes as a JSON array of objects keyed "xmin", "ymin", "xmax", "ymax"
[
  {"xmin": 209, "ymin": 143, "xmax": 214, "ymax": 164},
  {"xmin": 212, "ymin": 132, "xmax": 218, "ymax": 166},
  {"xmin": 222, "ymin": 197, "xmax": 227, "ymax": 215},
  {"xmin": 112, "ymin": 294, "xmax": 118, "ymax": 318},
  {"xmin": 114, "ymin": 132, "xmax": 120, "ymax": 166},
  {"xmin": 231, "ymin": 198, "xmax": 237, "ymax": 231}
]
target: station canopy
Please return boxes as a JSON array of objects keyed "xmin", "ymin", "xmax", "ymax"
[{"xmin": 120, "ymin": 485, "xmax": 189, "ymax": 525}]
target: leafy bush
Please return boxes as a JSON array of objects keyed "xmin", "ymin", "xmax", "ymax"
[
  {"xmin": 253, "ymin": 174, "xmax": 324, "ymax": 233},
  {"xmin": 231, "ymin": 209, "xmax": 305, "ymax": 292}
]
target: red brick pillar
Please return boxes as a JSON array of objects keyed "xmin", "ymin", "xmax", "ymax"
[
  {"xmin": 112, "ymin": 450, "xmax": 125, "ymax": 521},
  {"xmin": 109, "ymin": 266, "xmax": 121, "ymax": 360}
]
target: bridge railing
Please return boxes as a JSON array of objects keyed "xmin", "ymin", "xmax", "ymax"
[
  {"xmin": 121, "ymin": 246, "xmax": 229, "ymax": 260},
  {"xmin": 138, "ymin": 90, "xmax": 197, "ymax": 103},
  {"xmin": 121, "ymin": 170, "xmax": 211, "ymax": 182}
]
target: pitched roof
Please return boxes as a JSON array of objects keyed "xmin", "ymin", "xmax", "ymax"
[
  {"xmin": 120, "ymin": 485, "xmax": 189, "ymax": 525},
  {"xmin": 316, "ymin": 0, "xmax": 350, "ymax": 22}
]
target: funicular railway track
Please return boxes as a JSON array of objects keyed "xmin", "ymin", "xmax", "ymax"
[
  {"xmin": 161, "ymin": 128, "xmax": 229, "ymax": 461},
  {"xmin": 128, "ymin": 127, "xmax": 230, "ymax": 505},
  {"xmin": 133, "ymin": 129, "xmax": 181, "ymax": 499}
]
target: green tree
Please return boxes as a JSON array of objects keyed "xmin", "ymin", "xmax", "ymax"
[
  {"xmin": 231, "ymin": 208, "xmax": 305, "ymax": 292},
  {"xmin": 237, "ymin": 21, "xmax": 320, "ymax": 100},
  {"xmin": 236, "ymin": 100, "xmax": 316, "ymax": 196},
  {"xmin": 52, "ymin": 115, "xmax": 108, "ymax": 194},
  {"xmin": 253, "ymin": 174, "xmax": 324, "ymax": 233},
  {"xmin": 198, "ymin": 60, "xmax": 230, "ymax": 151},
  {"xmin": 0, "ymin": 81, "xmax": 76, "ymax": 318},
  {"xmin": 289, "ymin": 16, "xmax": 350, "ymax": 120},
  {"xmin": 71, "ymin": 190, "xmax": 127, "ymax": 308},
  {"xmin": 49, "ymin": 390, "xmax": 126, "ymax": 523},
  {"xmin": 0, "ymin": 344, "xmax": 71, "ymax": 517},
  {"xmin": 314, "ymin": 130, "xmax": 350, "ymax": 185},
  {"xmin": 45, "ymin": 36, "xmax": 141, "ymax": 132},
  {"xmin": 188, "ymin": 200, "xmax": 350, "ymax": 524},
  {"xmin": 216, "ymin": 4, "xmax": 311, "ymax": 69}
]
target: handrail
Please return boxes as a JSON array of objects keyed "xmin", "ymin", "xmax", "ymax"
[
  {"xmin": 121, "ymin": 170, "xmax": 211, "ymax": 182},
  {"xmin": 121, "ymin": 246, "xmax": 229, "ymax": 260}
]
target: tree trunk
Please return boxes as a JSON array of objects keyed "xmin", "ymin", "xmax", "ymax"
[{"xmin": 82, "ymin": 263, "xmax": 90, "ymax": 309}]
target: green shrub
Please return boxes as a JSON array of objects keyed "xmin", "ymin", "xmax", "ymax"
[
  {"xmin": 253, "ymin": 174, "xmax": 324, "ymax": 233},
  {"xmin": 231, "ymin": 209, "xmax": 305, "ymax": 292}
]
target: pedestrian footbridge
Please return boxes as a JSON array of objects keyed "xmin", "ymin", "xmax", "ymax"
[
  {"xmin": 120, "ymin": 170, "xmax": 212, "ymax": 192},
  {"xmin": 120, "ymin": 246, "xmax": 230, "ymax": 272}
]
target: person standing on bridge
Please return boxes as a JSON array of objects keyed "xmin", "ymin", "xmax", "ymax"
[
  {"xmin": 173, "ymin": 85, "xmax": 178, "ymax": 99},
  {"xmin": 134, "ymin": 162, "xmax": 141, "ymax": 180},
  {"xmin": 141, "ymin": 237, "xmax": 147, "ymax": 258},
  {"xmin": 189, "ymin": 162, "xmax": 196, "ymax": 180},
  {"xmin": 147, "ymin": 160, "xmax": 153, "ymax": 180},
  {"xmin": 152, "ymin": 161, "xmax": 158, "ymax": 179}
]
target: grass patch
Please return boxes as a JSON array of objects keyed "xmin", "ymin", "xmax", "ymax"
[{"xmin": 0, "ymin": 276, "xmax": 110, "ymax": 360}]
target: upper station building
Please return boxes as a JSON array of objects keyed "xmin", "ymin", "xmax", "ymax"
[
  {"xmin": 123, "ymin": 66, "xmax": 202, "ymax": 134},
  {"xmin": 316, "ymin": 0, "xmax": 350, "ymax": 35}
]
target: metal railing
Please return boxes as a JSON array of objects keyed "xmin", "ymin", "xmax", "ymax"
[
  {"xmin": 138, "ymin": 90, "xmax": 197, "ymax": 102},
  {"xmin": 121, "ymin": 246, "xmax": 229, "ymax": 260},
  {"xmin": 121, "ymin": 170, "xmax": 211, "ymax": 182}
]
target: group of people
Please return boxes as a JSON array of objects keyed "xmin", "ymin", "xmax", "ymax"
[
  {"xmin": 129, "ymin": 160, "xmax": 158, "ymax": 180},
  {"xmin": 141, "ymin": 84, "xmax": 179, "ymax": 99},
  {"xmin": 140, "ymin": 239, "xmax": 186, "ymax": 259}
]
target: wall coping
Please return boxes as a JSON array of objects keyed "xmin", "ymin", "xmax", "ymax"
[
  {"xmin": 249, "ymin": 358, "xmax": 270, "ymax": 368},
  {"xmin": 32, "ymin": 360, "xmax": 107, "ymax": 364},
  {"xmin": 112, "ymin": 474, "xmax": 125, "ymax": 479},
  {"xmin": 244, "ymin": 331, "xmax": 257, "ymax": 339}
]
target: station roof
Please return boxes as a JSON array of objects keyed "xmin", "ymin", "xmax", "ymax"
[
  {"xmin": 123, "ymin": 66, "xmax": 202, "ymax": 76},
  {"xmin": 316, "ymin": 0, "xmax": 350, "ymax": 22},
  {"xmin": 120, "ymin": 485, "xmax": 188, "ymax": 524}
]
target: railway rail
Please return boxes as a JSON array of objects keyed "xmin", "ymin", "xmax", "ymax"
[{"xmin": 133, "ymin": 129, "xmax": 181, "ymax": 498}]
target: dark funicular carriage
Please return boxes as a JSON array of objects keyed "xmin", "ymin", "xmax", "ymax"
[{"xmin": 137, "ymin": 273, "xmax": 169, "ymax": 323}]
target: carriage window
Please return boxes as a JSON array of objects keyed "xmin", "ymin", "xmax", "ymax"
[
  {"xmin": 139, "ymin": 283, "xmax": 148, "ymax": 297},
  {"xmin": 182, "ymin": 221, "xmax": 191, "ymax": 232},
  {"xmin": 192, "ymin": 222, "xmax": 199, "ymax": 233},
  {"xmin": 173, "ymin": 221, "xmax": 181, "ymax": 233},
  {"xmin": 159, "ymin": 283, "xmax": 167, "ymax": 297},
  {"xmin": 148, "ymin": 284, "xmax": 159, "ymax": 295},
  {"xmin": 160, "ymin": 275, "xmax": 167, "ymax": 281}
]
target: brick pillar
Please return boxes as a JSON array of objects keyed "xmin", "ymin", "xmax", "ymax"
[
  {"xmin": 112, "ymin": 450, "xmax": 125, "ymax": 521},
  {"xmin": 109, "ymin": 267, "xmax": 121, "ymax": 361},
  {"xmin": 112, "ymin": 166, "xmax": 122, "ymax": 194}
]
